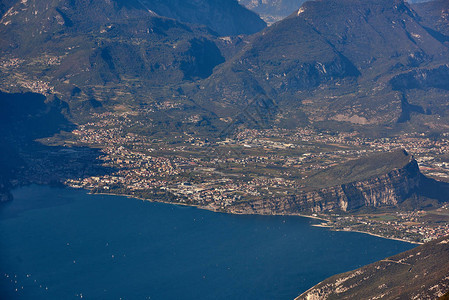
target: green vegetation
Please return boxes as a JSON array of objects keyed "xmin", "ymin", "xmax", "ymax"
[{"xmin": 305, "ymin": 149, "xmax": 412, "ymax": 189}]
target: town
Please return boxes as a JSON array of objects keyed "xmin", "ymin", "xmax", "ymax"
[{"xmin": 54, "ymin": 109, "xmax": 449, "ymax": 244}]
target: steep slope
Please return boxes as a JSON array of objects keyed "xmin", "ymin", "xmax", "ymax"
[
  {"xmin": 2, "ymin": 0, "xmax": 449, "ymax": 135},
  {"xmin": 239, "ymin": 0, "xmax": 437, "ymax": 24},
  {"xmin": 238, "ymin": 0, "xmax": 306, "ymax": 24},
  {"xmin": 193, "ymin": 0, "xmax": 449, "ymax": 132},
  {"xmin": 297, "ymin": 235, "xmax": 449, "ymax": 299},
  {"xmin": 0, "ymin": 0, "xmax": 17, "ymax": 17},
  {"xmin": 227, "ymin": 150, "xmax": 425, "ymax": 215},
  {"xmin": 0, "ymin": 0, "xmax": 230, "ymax": 118},
  {"xmin": 413, "ymin": 0, "xmax": 449, "ymax": 38},
  {"xmin": 0, "ymin": 91, "xmax": 73, "ymax": 202},
  {"xmin": 140, "ymin": 0, "xmax": 266, "ymax": 36}
]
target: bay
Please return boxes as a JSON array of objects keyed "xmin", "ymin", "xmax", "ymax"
[{"xmin": 0, "ymin": 185, "xmax": 415, "ymax": 299}]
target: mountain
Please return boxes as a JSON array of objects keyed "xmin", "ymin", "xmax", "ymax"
[
  {"xmin": 0, "ymin": 90, "xmax": 112, "ymax": 201},
  {"xmin": 226, "ymin": 150, "xmax": 439, "ymax": 215},
  {"xmin": 0, "ymin": 0, "xmax": 267, "ymax": 197},
  {"xmin": 297, "ymin": 235, "xmax": 449, "ymax": 299},
  {"xmin": 0, "ymin": 0, "xmax": 268, "ymax": 122},
  {"xmin": 0, "ymin": 0, "xmax": 265, "ymax": 35},
  {"xmin": 238, "ymin": 0, "xmax": 434, "ymax": 24},
  {"xmin": 412, "ymin": 0, "xmax": 449, "ymax": 38},
  {"xmin": 0, "ymin": 0, "xmax": 240, "ymax": 117},
  {"xmin": 192, "ymin": 0, "xmax": 449, "ymax": 134},
  {"xmin": 238, "ymin": 0, "xmax": 306, "ymax": 24},
  {"xmin": 2, "ymin": 0, "xmax": 449, "ymax": 135},
  {"xmin": 139, "ymin": 0, "xmax": 266, "ymax": 36}
]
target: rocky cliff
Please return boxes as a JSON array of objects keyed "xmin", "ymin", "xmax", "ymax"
[
  {"xmin": 226, "ymin": 150, "xmax": 423, "ymax": 215},
  {"xmin": 192, "ymin": 0, "xmax": 449, "ymax": 132}
]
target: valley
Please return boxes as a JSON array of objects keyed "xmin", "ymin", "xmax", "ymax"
[
  {"xmin": 43, "ymin": 108, "xmax": 449, "ymax": 244},
  {"xmin": 1, "ymin": 0, "xmax": 449, "ymax": 298}
]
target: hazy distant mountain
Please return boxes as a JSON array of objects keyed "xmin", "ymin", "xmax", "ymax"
[
  {"xmin": 193, "ymin": 0, "xmax": 449, "ymax": 132},
  {"xmin": 139, "ymin": 0, "xmax": 266, "ymax": 36},
  {"xmin": 238, "ymin": 0, "xmax": 306, "ymax": 24}
]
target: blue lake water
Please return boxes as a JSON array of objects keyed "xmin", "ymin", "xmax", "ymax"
[{"xmin": 0, "ymin": 185, "xmax": 415, "ymax": 299}]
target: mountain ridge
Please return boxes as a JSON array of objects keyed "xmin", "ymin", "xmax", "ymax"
[
  {"xmin": 189, "ymin": 0, "xmax": 449, "ymax": 133},
  {"xmin": 0, "ymin": 0, "xmax": 236, "ymax": 119},
  {"xmin": 2, "ymin": 0, "xmax": 449, "ymax": 135}
]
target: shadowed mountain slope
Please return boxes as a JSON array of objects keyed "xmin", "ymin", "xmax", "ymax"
[
  {"xmin": 413, "ymin": 0, "xmax": 449, "ymax": 38},
  {"xmin": 191, "ymin": 0, "xmax": 449, "ymax": 132},
  {"xmin": 139, "ymin": 0, "xmax": 266, "ymax": 36},
  {"xmin": 1, "ymin": 0, "xmax": 449, "ymax": 134},
  {"xmin": 238, "ymin": 0, "xmax": 306, "ymax": 24},
  {"xmin": 0, "ymin": 0, "xmax": 236, "ymax": 118}
]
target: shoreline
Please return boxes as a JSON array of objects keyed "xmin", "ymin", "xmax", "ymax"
[
  {"xmin": 90, "ymin": 190, "xmax": 329, "ymax": 219},
  {"xmin": 311, "ymin": 225, "xmax": 422, "ymax": 245},
  {"xmin": 87, "ymin": 188, "xmax": 419, "ymax": 245},
  {"xmin": 332, "ymin": 228, "xmax": 423, "ymax": 245},
  {"xmin": 9, "ymin": 183, "xmax": 420, "ymax": 245}
]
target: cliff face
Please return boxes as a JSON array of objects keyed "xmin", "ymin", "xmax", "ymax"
[{"xmin": 226, "ymin": 154, "xmax": 422, "ymax": 215}]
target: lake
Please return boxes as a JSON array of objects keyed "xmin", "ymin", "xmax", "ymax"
[{"xmin": 0, "ymin": 185, "xmax": 415, "ymax": 299}]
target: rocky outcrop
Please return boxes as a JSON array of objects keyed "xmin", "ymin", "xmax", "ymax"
[
  {"xmin": 296, "ymin": 235, "xmax": 449, "ymax": 299},
  {"xmin": 390, "ymin": 65, "xmax": 449, "ymax": 91},
  {"xmin": 227, "ymin": 151, "xmax": 422, "ymax": 215}
]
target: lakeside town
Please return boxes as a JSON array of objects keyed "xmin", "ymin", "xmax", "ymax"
[{"xmin": 38, "ymin": 109, "xmax": 449, "ymax": 244}]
